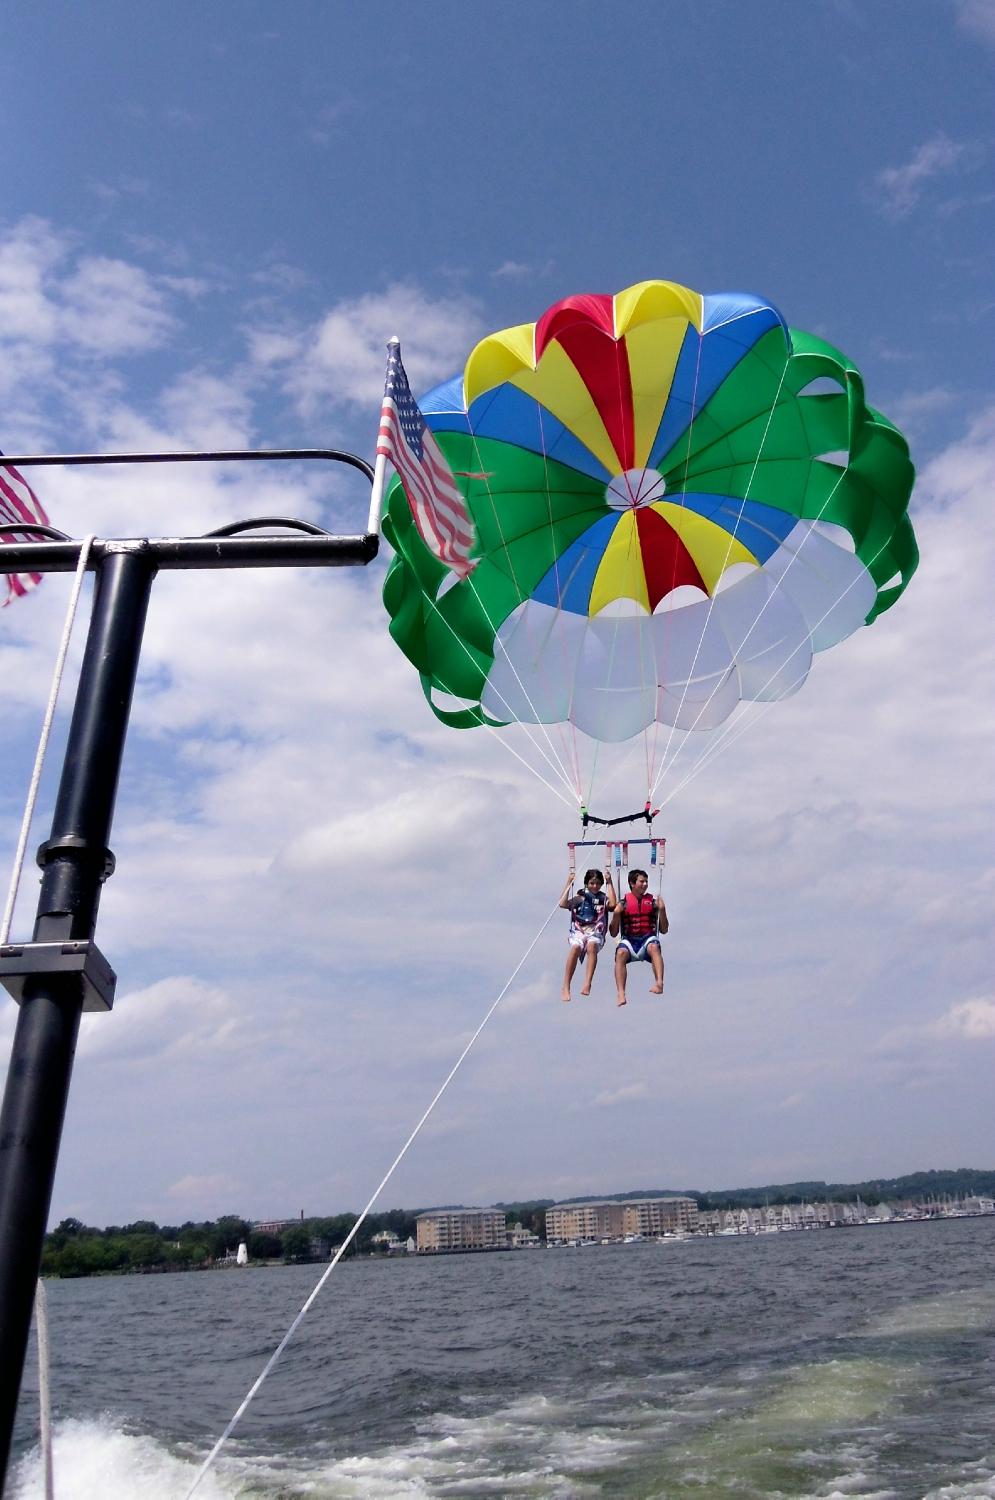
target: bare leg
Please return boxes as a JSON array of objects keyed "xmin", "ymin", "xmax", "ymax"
[
  {"xmin": 581, "ymin": 943, "xmax": 599, "ymax": 995},
  {"xmin": 615, "ymin": 947, "xmax": 630, "ymax": 1007},
  {"xmin": 562, "ymin": 946, "xmax": 580, "ymax": 1001},
  {"xmin": 648, "ymin": 942, "xmax": 664, "ymax": 994}
]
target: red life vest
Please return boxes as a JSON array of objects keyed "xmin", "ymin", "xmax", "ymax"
[{"xmin": 621, "ymin": 893, "xmax": 656, "ymax": 939}]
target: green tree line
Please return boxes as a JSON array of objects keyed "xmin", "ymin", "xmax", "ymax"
[{"xmin": 42, "ymin": 1208, "xmax": 419, "ymax": 1278}]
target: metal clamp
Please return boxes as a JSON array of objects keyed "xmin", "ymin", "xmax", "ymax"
[
  {"xmin": 0, "ymin": 941, "xmax": 117, "ymax": 1012},
  {"xmin": 36, "ymin": 836, "xmax": 116, "ymax": 881}
]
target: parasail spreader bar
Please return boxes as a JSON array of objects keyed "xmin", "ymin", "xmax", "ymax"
[
  {"xmin": 579, "ymin": 800, "xmax": 660, "ymax": 830},
  {"xmin": 568, "ymin": 837, "xmax": 666, "ymax": 867}
]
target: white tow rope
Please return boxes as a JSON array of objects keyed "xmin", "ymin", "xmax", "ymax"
[
  {"xmin": 183, "ymin": 898, "xmax": 562, "ymax": 1498},
  {"xmin": 1, "ymin": 538, "xmax": 95, "ymax": 946}
]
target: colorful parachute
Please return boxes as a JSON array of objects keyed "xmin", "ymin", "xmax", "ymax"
[{"xmin": 382, "ymin": 281, "xmax": 916, "ymax": 754}]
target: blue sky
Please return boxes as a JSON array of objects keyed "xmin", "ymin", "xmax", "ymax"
[{"xmin": 1, "ymin": 0, "xmax": 993, "ymax": 1226}]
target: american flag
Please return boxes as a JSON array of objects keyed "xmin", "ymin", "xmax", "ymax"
[
  {"xmin": 1, "ymin": 456, "xmax": 50, "ymax": 607},
  {"xmin": 377, "ymin": 342, "xmax": 475, "ymax": 577}
]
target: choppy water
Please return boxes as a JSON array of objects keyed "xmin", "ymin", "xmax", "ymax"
[{"xmin": 10, "ymin": 1217, "xmax": 995, "ymax": 1498}]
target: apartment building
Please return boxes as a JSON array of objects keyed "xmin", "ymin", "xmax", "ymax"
[
  {"xmin": 621, "ymin": 1196, "xmax": 699, "ymax": 1237},
  {"xmin": 416, "ymin": 1207, "xmax": 508, "ymax": 1253},
  {"xmin": 546, "ymin": 1196, "xmax": 698, "ymax": 1244}
]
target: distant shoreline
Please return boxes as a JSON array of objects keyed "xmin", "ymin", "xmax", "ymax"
[{"xmin": 40, "ymin": 1205, "xmax": 995, "ymax": 1279}]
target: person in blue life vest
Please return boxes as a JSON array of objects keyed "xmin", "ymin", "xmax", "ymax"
[
  {"xmin": 610, "ymin": 868, "xmax": 668, "ymax": 1007},
  {"xmin": 559, "ymin": 865, "xmax": 617, "ymax": 1002}
]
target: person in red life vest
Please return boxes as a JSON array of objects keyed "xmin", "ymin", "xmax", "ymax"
[
  {"xmin": 609, "ymin": 868, "xmax": 668, "ymax": 1007},
  {"xmin": 559, "ymin": 865, "xmax": 617, "ymax": 1002}
]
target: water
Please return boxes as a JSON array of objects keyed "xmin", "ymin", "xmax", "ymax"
[{"xmin": 10, "ymin": 1217, "xmax": 995, "ymax": 1498}]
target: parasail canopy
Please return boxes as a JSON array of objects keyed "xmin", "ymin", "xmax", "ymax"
[{"xmin": 382, "ymin": 280, "xmax": 917, "ymax": 789}]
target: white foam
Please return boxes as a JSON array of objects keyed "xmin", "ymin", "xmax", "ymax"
[{"xmin": 10, "ymin": 1416, "xmax": 238, "ymax": 1500}]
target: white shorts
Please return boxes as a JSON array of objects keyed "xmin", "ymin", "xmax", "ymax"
[
  {"xmin": 616, "ymin": 935, "xmax": 661, "ymax": 961},
  {"xmin": 569, "ymin": 929, "xmax": 605, "ymax": 953}
]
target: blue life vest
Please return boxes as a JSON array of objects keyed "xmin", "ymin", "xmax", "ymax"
[{"xmin": 573, "ymin": 888, "xmax": 607, "ymax": 929}]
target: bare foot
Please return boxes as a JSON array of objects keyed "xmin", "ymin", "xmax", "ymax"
[
  {"xmin": 561, "ymin": 989, "xmax": 572, "ymax": 1002},
  {"xmin": 649, "ymin": 982, "xmax": 663, "ymax": 995},
  {"xmin": 616, "ymin": 994, "xmax": 627, "ymax": 1007},
  {"xmin": 580, "ymin": 983, "xmax": 591, "ymax": 996}
]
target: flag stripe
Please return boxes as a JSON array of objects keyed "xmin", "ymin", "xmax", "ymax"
[
  {"xmin": 0, "ymin": 457, "xmax": 49, "ymax": 607},
  {"xmin": 378, "ymin": 409, "xmax": 473, "ymax": 549}
]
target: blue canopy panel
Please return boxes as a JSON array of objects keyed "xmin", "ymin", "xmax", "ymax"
[
  {"xmin": 424, "ymin": 381, "xmax": 612, "ymax": 485},
  {"xmin": 648, "ymin": 298, "xmax": 789, "ymax": 472},
  {"xmin": 419, "ymin": 374, "xmax": 465, "ymax": 416},
  {"xmin": 531, "ymin": 512, "xmax": 620, "ymax": 616}
]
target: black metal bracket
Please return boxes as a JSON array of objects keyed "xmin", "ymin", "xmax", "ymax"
[
  {"xmin": 36, "ymin": 835, "xmax": 116, "ymax": 881},
  {"xmin": 0, "ymin": 940, "xmax": 117, "ymax": 1012}
]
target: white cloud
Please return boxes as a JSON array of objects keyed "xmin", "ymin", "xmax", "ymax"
[
  {"xmin": 166, "ymin": 1172, "xmax": 240, "ymax": 1205},
  {"xmin": 874, "ymin": 134, "xmax": 970, "ymax": 218},
  {"xmin": 955, "ymin": 0, "xmax": 995, "ymax": 45},
  {"xmin": 157, "ymin": 370, "xmax": 254, "ymax": 448},
  {"xmin": 935, "ymin": 997, "xmax": 995, "ymax": 1040},
  {"xmin": 244, "ymin": 327, "xmax": 302, "ymax": 368},
  {"xmin": 592, "ymin": 1081, "xmax": 649, "ymax": 1108},
  {"xmin": 875, "ymin": 995, "xmax": 995, "ymax": 1052},
  {"xmin": 885, "ymin": 385, "xmax": 959, "ymax": 437},
  {"xmin": 492, "ymin": 259, "xmax": 555, "ymax": 281},
  {"xmin": 76, "ymin": 976, "xmax": 242, "ymax": 1065},
  {"xmin": 0, "ymin": 218, "xmax": 65, "ymax": 343},
  {"xmin": 283, "ymin": 283, "xmax": 485, "ymax": 413},
  {"xmin": 0, "ymin": 218, "xmax": 202, "ymax": 440},
  {"xmin": 59, "ymin": 256, "xmax": 175, "ymax": 354}
]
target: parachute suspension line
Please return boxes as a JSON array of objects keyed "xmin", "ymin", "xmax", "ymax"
[
  {"xmin": 643, "ymin": 726, "xmax": 653, "ymax": 805},
  {"xmin": 420, "ymin": 586, "xmax": 578, "ymax": 805},
  {"xmin": 658, "ymin": 528, "xmax": 896, "ymax": 807},
  {"xmin": 647, "ymin": 329, "xmax": 705, "ymax": 794},
  {"xmin": 464, "ymin": 571, "xmax": 581, "ymax": 802},
  {"xmin": 650, "ymin": 449, "xmax": 853, "ymax": 798},
  {"xmin": 461, "ymin": 428, "xmax": 582, "ymax": 804},
  {"xmin": 533, "ymin": 399, "xmax": 584, "ymax": 801},
  {"xmin": 1, "ymin": 535, "xmax": 95, "ymax": 946},
  {"xmin": 660, "ymin": 684, "xmax": 796, "ymax": 810},
  {"xmin": 435, "ymin": 662, "xmax": 576, "ymax": 810},
  {"xmin": 584, "ymin": 489, "xmax": 644, "ymax": 810},
  {"xmin": 465, "ymin": 419, "xmax": 582, "ymax": 802},
  {"xmin": 183, "ymin": 897, "xmax": 564, "ymax": 1500},
  {"xmin": 650, "ymin": 438, "xmax": 852, "ymax": 792},
  {"xmin": 651, "ymin": 358, "xmax": 791, "ymax": 798},
  {"xmin": 584, "ymin": 731, "xmax": 648, "ymax": 809}
]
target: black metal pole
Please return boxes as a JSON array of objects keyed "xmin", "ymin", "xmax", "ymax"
[{"xmin": 0, "ymin": 547, "xmax": 155, "ymax": 1485}]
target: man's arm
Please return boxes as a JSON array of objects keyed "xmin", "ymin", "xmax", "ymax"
[
  {"xmin": 656, "ymin": 897, "xmax": 669, "ymax": 935},
  {"xmin": 559, "ymin": 871, "xmax": 577, "ymax": 911}
]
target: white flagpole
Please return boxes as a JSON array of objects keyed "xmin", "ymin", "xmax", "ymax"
[{"xmin": 367, "ymin": 335, "xmax": 400, "ymax": 537}]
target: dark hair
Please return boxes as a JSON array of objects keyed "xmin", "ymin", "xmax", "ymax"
[
  {"xmin": 627, "ymin": 868, "xmax": 648, "ymax": 888},
  {"xmin": 583, "ymin": 869, "xmax": 603, "ymax": 885}
]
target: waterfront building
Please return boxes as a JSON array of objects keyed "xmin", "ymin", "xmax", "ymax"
[
  {"xmin": 416, "ymin": 1208, "xmax": 508, "ymax": 1253},
  {"xmin": 545, "ymin": 1196, "xmax": 698, "ymax": 1244},
  {"xmin": 508, "ymin": 1221, "xmax": 541, "ymax": 1248}
]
